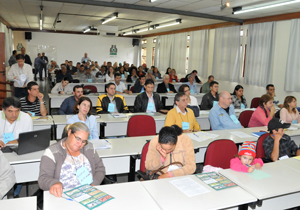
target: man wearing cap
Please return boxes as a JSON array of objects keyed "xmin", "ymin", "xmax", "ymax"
[{"xmin": 263, "ymin": 118, "xmax": 300, "ymax": 162}]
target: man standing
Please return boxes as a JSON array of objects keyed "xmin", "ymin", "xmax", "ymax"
[
  {"xmin": 185, "ymin": 70, "xmax": 202, "ymax": 84},
  {"xmin": 96, "ymin": 83, "xmax": 129, "ymax": 114},
  {"xmin": 134, "ymin": 79, "xmax": 163, "ymax": 113},
  {"xmin": 184, "ymin": 74, "xmax": 198, "ymax": 94},
  {"xmin": 41, "ymin": 52, "xmax": 48, "ymax": 78},
  {"xmin": 7, "ymin": 54, "xmax": 34, "ymax": 98},
  {"xmin": 34, "ymin": 53, "xmax": 46, "ymax": 81},
  {"xmin": 266, "ymin": 84, "xmax": 283, "ymax": 108},
  {"xmin": 201, "ymin": 81, "xmax": 219, "ymax": 110},
  {"xmin": 58, "ymin": 85, "xmax": 83, "ymax": 115},
  {"xmin": 164, "ymin": 92, "xmax": 200, "ymax": 132},
  {"xmin": 20, "ymin": 82, "xmax": 47, "ymax": 116},
  {"xmin": 80, "ymin": 67, "xmax": 96, "ymax": 83},
  {"xmin": 8, "ymin": 50, "xmax": 17, "ymax": 67},
  {"xmin": 209, "ymin": 91, "xmax": 242, "ymax": 130},
  {"xmin": 202, "ymin": 75, "xmax": 214, "ymax": 94},
  {"xmin": 133, "ymin": 75, "xmax": 146, "ymax": 93},
  {"xmin": 81, "ymin": 53, "xmax": 90, "ymax": 63},
  {"xmin": 20, "ymin": 47, "xmax": 32, "ymax": 66},
  {"xmin": 114, "ymin": 73, "xmax": 132, "ymax": 94},
  {"xmin": 56, "ymin": 65, "xmax": 73, "ymax": 83},
  {"xmin": 157, "ymin": 74, "xmax": 177, "ymax": 93}
]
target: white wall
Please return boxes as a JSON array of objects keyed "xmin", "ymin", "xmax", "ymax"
[{"xmin": 17, "ymin": 32, "xmax": 137, "ymax": 66}]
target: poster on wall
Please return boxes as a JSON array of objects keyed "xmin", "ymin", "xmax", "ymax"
[
  {"xmin": 110, "ymin": 45, "xmax": 117, "ymax": 56},
  {"xmin": 27, "ymin": 45, "xmax": 57, "ymax": 64}
]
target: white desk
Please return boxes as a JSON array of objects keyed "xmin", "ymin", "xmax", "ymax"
[
  {"xmin": 0, "ymin": 196, "xmax": 37, "ymax": 210},
  {"xmin": 142, "ymin": 175, "xmax": 256, "ymax": 210},
  {"xmin": 220, "ymin": 161, "xmax": 300, "ymax": 209},
  {"xmin": 277, "ymin": 157, "xmax": 300, "ymax": 172},
  {"xmin": 32, "ymin": 116, "xmax": 56, "ymax": 139},
  {"xmin": 44, "ymin": 182, "xmax": 161, "ymax": 210}
]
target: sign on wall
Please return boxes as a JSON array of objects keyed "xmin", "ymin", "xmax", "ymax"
[{"xmin": 110, "ymin": 45, "xmax": 117, "ymax": 56}]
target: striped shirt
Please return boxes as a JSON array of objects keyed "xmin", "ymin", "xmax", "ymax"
[{"xmin": 20, "ymin": 96, "xmax": 45, "ymax": 116}]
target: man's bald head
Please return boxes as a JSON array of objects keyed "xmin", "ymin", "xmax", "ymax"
[{"xmin": 219, "ymin": 91, "xmax": 232, "ymax": 108}]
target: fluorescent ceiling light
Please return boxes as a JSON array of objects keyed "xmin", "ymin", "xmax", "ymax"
[
  {"xmin": 123, "ymin": 32, "xmax": 133, "ymax": 36},
  {"xmin": 83, "ymin": 28, "xmax": 90, "ymax": 33},
  {"xmin": 233, "ymin": 0, "xmax": 300, "ymax": 14},
  {"xmin": 136, "ymin": 28, "xmax": 149, "ymax": 33},
  {"xmin": 40, "ymin": 18, "xmax": 42, "ymax": 30},
  {"xmin": 156, "ymin": 22, "xmax": 180, "ymax": 29},
  {"xmin": 102, "ymin": 13, "xmax": 118, "ymax": 24}
]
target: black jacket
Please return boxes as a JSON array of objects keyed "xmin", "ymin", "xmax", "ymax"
[
  {"xmin": 24, "ymin": 54, "xmax": 32, "ymax": 66},
  {"xmin": 56, "ymin": 71, "xmax": 73, "ymax": 83},
  {"xmin": 134, "ymin": 92, "xmax": 162, "ymax": 113},
  {"xmin": 96, "ymin": 94, "xmax": 129, "ymax": 114},
  {"xmin": 133, "ymin": 80, "xmax": 144, "ymax": 93},
  {"xmin": 200, "ymin": 92, "xmax": 219, "ymax": 110},
  {"xmin": 156, "ymin": 82, "xmax": 177, "ymax": 93}
]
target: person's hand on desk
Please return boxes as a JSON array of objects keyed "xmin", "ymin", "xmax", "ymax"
[
  {"xmin": 0, "ymin": 141, "xmax": 5, "ymax": 148},
  {"xmin": 50, "ymin": 182, "xmax": 63, "ymax": 197},
  {"xmin": 168, "ymin": 91, "xmax": 174, "ymax": 93},
  {"xmin": 254, "ymin": 163, "xmax": 262, "ymax": 170},
  {"xmin": 193, "ymin": 129, "xmax": 200, "ymax": 132},
  {"xmin": 158, "ymin": 173, "xmax": 170, "ymax": 179},
  {"xmin": 60, "ymin": 91, "xmax": 65, "ymax": 95}
]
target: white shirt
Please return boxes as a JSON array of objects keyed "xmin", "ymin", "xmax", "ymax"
[
  {"xmin": 176, "ymin": 105, "xmax": 187, "ymax": 116},
  {"xmin": 51, "ymin": 83, "xmax": 73, "ymax": 94},
  {"xmin": 7, "ymin": 63, "xmax": 34, "ymax": 88},
  {"xmin": 146, "ymin": 93, "xmax": 156, "ymax": 113},
  {"xmin": 0, "ymin": 111, "xmax": 33, "ymax": 142},
  {"xmin": 189, "ymin": 95, "xmax": 198, "ymax": 106},
  {"xmin": 91, "ymin": 69, "xmax": 99, "ymax": 76},
  {"xmin": 105, "ymin": 74, "xmax": 114, "ymax": 83},
  {"xmin": 114, "ymin": 81, "xmax": 126, "ymax": 93}
]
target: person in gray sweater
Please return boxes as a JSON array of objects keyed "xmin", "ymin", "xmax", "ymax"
[
  {"xmin": 38, "ymin": 122, "xmax": 105, "ymax": 197},
  {"xmin": 0, "ymin": 151, "xmax": 16, "ymax": 199}
]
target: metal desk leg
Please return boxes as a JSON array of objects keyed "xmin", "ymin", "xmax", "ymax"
[
  {"xmin": 128, "ymin": 155, "xmax": 137, "ymax": 182},
  {"xmin": 100, "ymin": 122, "xmax": 107, "ymax": 139}
]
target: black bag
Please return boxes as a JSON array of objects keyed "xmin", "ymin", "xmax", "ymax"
[{"xmin": 187, "ymin": 105, "xmax": 200, "ymax": 117}]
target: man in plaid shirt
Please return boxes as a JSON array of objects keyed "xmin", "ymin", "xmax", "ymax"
[{"xmin": 263, "ymin": 118, "xmax": 300, "ymax": 162}]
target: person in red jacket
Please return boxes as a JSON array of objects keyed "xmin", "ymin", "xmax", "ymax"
[{"xmin": 169, "ymin": 69, "xmax": 178, "ymax": 83}]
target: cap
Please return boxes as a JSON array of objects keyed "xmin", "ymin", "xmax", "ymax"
[
  {"xmin": 267, "ymin": 118, "xmax": 290, "ymax": 131},
  {"xmin": 119, "ymin": 63, "xmax": 122, "ymax": 65},
  {"xmin": 238, "ymin": 141, "xmax": 256, "ymax": 158}
]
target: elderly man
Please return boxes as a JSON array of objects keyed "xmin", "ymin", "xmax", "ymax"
[
  {"xmin": 8, "ymin": 50, "xmax": 17, "ymax": 67},
  {"xmin": 20, "ymin": 47, "xmax": 32, "ymax": 66},
  {"xmin": 80, "ymin": 67, "xmax": 96, "ymax": 83},
  {"xmin": 185, "ymin": 70, "xmax": 202, "ymax": 84},
  {"xmin": 202, "ymin": 75, "xmax": 214, "ymax": 94},
  {"xmin": 184, "ymin": 74, "xmax": 198, "ymax": 94},
  {"xmin": 157, "ymin": 74, "xmax": 177, "ymax": 93},
  {"xmin": 209, "ymin": 91, "xmax": 242, "ymax": 130},
  {"xmin": 47, "ymin": 60, "xmax": 59, "ymax": 74},
  {"xmin": 114, "ymin": 73, "xmax": 132, "ymax": 94},
  {"xmin": 58, "ymin": 85, "xmax": 83, "ymax": 115},
  {"xmin": 201, "ymin": 81, "xmax": 219, "ymax": 110},
  {"xmin": 81, "ymin": 53, "xmax": 90, "ymax": 63},
  {"xmin": 34, "ymin": 53, "xmax": 46, "ymax": 81},
  {"xmin": 7, "ymin": 54, "xmax": 34, "ymax": 98},
  {"xmin": 165, "ymin": 92, "xmax": 200, "ymax": 132},
  {"xmin": 56, "ymin": 65, "xmax": 73, "ymax": 83}
]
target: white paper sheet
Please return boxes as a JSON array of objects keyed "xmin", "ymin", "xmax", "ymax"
[
  {"xmin": 111, "ymin": 113, "xmax": 127, "ymax": 118},
  {"xmin": 200, "ymin": 111, "xmax": 210, "ymax": 115},
  {"xmin": 89, "ymin": 140, "xmax": 111, "ymax": 149},
  {"xmin": 186, "ymin": 132, "xmax": 219, "ymax": 142},
  {"xmin": 169, "ymin": 177, "xmax": 210, "ymax": 197},
  {"xmin": 230, "ymin": 131, "xmax": 254, "ymax": 138}
]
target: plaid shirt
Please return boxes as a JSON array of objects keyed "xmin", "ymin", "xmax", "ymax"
[
  {"xmin": 263, "ymin": 134, "xmax": 299, "ymax": 160},
  {"xmin": 231, "ymin": 95, "xmax": 247, "ymax": 109}
]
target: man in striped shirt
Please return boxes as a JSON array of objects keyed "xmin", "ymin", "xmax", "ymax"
[{"xmin": 20, "ymin": 82, "xmax": 48, "ymax": 116}]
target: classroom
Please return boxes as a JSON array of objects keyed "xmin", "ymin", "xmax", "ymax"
[{"xmin": 1, "ymin": 0, "xmax": 300, "ymax": 209}]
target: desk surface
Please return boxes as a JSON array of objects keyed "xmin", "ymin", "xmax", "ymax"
[
  {"xmin": 0, "ymin": 196, "xmax": 37, "ymax": 210},
  {"xmin": 44, "ymin": 182, "xmax": 161, "ymax": 210},
  {"xmin": 142, "ymin": 175, "xmax": 256, "ymax": 210},
  {"xmin": 278, "ymin": 157, "xmax": 300, "ymax": 172},
  {"xmin": 220, "ymin": 161, "xmax": 300, "ymax": 200}
]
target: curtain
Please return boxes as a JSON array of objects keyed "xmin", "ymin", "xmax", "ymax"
[
  {"xmin": 155, "ymin": 34, "xmax": 174, "ymax": 73},
  {"xmin": 188, "ymin": 30, "xmax": 209, "ymax": 79},
  {"xmin": 0, "ymin": 23, "xmax": 13, "ymax": 67},
  {"xmin": 212, "ymin": 25, "xmax": 241, "ymax": 82},
  {"xmin": 133, "ymin": 39, "xmax": 142, "ymax": 67},
  {"xmin": 244, "ymin": 22, "xmax": 275, "ymax": 86},
  {"xmin": 285, "ymin": 19, "xmax": 300, "ymax": 91},
  {"xmin": 170, "ymin": 32, "xmax": 188, "ymax": 75}
]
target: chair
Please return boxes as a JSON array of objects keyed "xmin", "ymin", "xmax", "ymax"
[
  {"xmin": 127, "ymin": 115, "xmax": 156, "ymax": 137},
  {"xmin": 83, "ymin": 85, "xmax": 97, "ymax": 93},
  {"xmin": 250, "ymin": 97, "xmax": 260, "ymax": 108},
  {"xmin": 139, "ymin": 141, "xmax": 150, "ymax": 173},
  {"xmin": 200, "ymin": 86, "xmax": 202, "ymax": 93},
  {"xmin": 180, "ymin": 78, "xmax": 186, "ymax": 82},
  {"xmin": 256, "ymin": 133, "xmax": 269, "ymax": 159},
  {"xmin": 204, "ymin": 139, "xmax": 237, "ymax": 169},
  {"xmin": 130, "ymin": 86, "xmax": 135, "ymax": 93},
  {"xmin": 239, "ymin": 110, "xmax": 254, "ymax": 128}
]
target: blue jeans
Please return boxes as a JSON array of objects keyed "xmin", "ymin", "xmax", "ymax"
[{"xmin": 14, "ymin": 184, "xmax": 22, "ymax": 196}]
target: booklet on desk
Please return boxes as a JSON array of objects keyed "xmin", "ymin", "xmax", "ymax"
[
  {"xmin": 252, "ymin": 132, "xmax": 267, "ymax": 138},
  {"xmin": 89, "ymin": 140, "xmax": 111, "ymax": 149}
]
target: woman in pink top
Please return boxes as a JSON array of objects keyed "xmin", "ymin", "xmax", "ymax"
[
  {"xmin": 280, "ymin": 96, "xmax": 300, "ymax": 124},
  {"xmin": 248, "ymin": 94, "xmax": 276, "ymax": 127}
]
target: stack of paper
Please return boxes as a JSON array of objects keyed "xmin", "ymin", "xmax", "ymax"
[
  {"xmin": 169, "ymin": 177, "xmax": 210, "ymax": 197},
  {"xmin": 111, "ymin": 113, "xmax": 127, "ymax": 118},
  {"xmin": 32, "ymin": 116, "xmax": 53, "ymax": 121},
  {"xmin": 186, "ymin": 132, "xmax": 219, "ymax": 142},
  {"xmin": 89, "ymin": 140, "xmax": 111, "ymax": 149}
]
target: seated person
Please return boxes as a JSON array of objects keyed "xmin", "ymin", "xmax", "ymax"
[
  {"xmin": 263, "ymin": 118, "xmax": 300, "ymax": 162},
  {"xmin": 185, "ymin": 70, "xmax": 202, "ymax": 84},
  {"xmin": 209, "ymin": 91, "xmax": 242, "ymax": 130},
  {"xmin": 126, "ymin": 67, "xmax": 138, "ymax": 83},
  {"xmin": 200, "ymin": 81, "xmax": 219, "ymax": 110},
  {"xmin": 76, "ymin": 65, "xmax": 86, "ymax": 78},
  {"xmin": 248, "ymin": 94, "xmax": 275, "ymax": 127},
  {"xmin": 0, "ymin": 151, "xmax": 16, "ymax": 199},
  {"xmin": 95, "ymin": 65, "xmax": 107, "ymax": 78},
  {"xmin": 133, "ymin": 75, "xmax": 146, "ymax": 93},
  {"xmin": 56, "ymin": 65, "xmax": 73, "ymax": 83},
  {"xmin": 90, "ymin": 64, "xmax": 98, "ymax": 76},
  {"xmin": 58, "ymin": 85, "xmax": 83, "ymax": 115},
  {"xmin": 47, "ymin": 60, "xmax": 59, "ymax": 74},
  {"xmin": 202, "ymin": 75, "xmax": 214, "ymax": 94},
  {"xmin": 169, "ymin": 69, "xmax": 178, "ymax": 83},
  {"xmin": 165, "ymin": 92, "xmax": 200, "ymax": 132},
  {"xmin": 230, "ymin": 141, "xmax": 263, "ymax": 173},
  {"xmin": 51, "ymin": 77, "xmax": 72, "ymax": 95},
  {"xmin": 184, "ymin": 74, "xmax": 198, "ymax": 94},
  {"xmin": 134, "ymin": 79, "xmax": 163, "ymax": 113},
  {"xmin": 153, "ymin": 67, "xmax": 161, "ymax": 79},
  {"xmin": 145, "ymin": 69, "xmax": 156, "ymax": 82},
  {"xmin": 38, "ymin": 122, "xmax": 105, "ymax": 197},
  {"xmin": 231, "ymin": 85, "xmax": 247, "ymax": 109},
  {"xmin": 178, "ymin": 84, "xmax": 199, "ymax": 117},
  {"xmin": 117, "ymin": 66, "xmax": 127, "ymax": 79},
  {"xmin": 145, "ymin": 125, "xmax": 196, "ymax": 179},
  {"xmin": 80, "ymin": 68, "xmax": 96, "ymax": 83},
  {"xmin": 105, "ymin": 66, "xmax": 115, "ymax": 82},
  {"xmin": 137, "ymin": 66, "xmax": 145, "ymax": 77},
  {"xmin": 280, "ymin": 96, "xmax": 300, "ymax": 124},
  {"xmin": 96, "ymin": 83, "xmax": 129, "ymax": 114},
  {"xmin": 67, "ymin": 97, "xmax": 98, "ymax": 140},
  {"xmin": 266, "ymin": 84, "xmax": 283, "ymax": 108},
  {"xmin": 156, "ymin": 74, "xmax": 177, "ymax": 93},
  {"xmin": 20, "ymin": 81, "xmax": 47, "ymax": 116},
  {"xmin": 114, "ymin": 73, "xmax": 132, "ymax": 95},
  {"xmin": 0, "ymin": 97, "xmax": 32, "ymax": 197}
]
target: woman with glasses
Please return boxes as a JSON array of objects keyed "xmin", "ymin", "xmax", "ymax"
[
  {"xmin": 178, "ymin": 84, "xmax": 200, "ymax": 117},
  {"xmin": 38, "ymin": 122, "xmax": 105, "ymax": 197}
]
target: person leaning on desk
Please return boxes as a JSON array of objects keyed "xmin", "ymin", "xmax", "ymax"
[
  {"xmin": 38, "ymin": 122, "xmax": 105, "ymax": 197},
  {"xmin": 145, "ymin": 125, "xmax": 196, "ymax": 179}
]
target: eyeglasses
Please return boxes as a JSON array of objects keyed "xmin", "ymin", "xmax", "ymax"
[
  {"xmin": 73, "ymin": 133, "xmax": 88, "ymax": 144},
  {"xmin": 184, "ymin": 89, "xmax": 190, "ymax": 93}
]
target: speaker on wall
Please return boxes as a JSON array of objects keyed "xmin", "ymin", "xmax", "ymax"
[
  {"xmin": 132, "ymin": 39, "xmax": 139, "ymax": 47},
  {"xmin": 25, "ymin": 32, "xmax": 32, "ymax": 40}
]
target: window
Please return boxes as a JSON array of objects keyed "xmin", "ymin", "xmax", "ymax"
[
  {"xmin": 240, "ymin": 29, "xmax": 248, "ymax": 77},
  {"xmin": 187, "ymin": 35, "xmax": 190, "ymax": 41},
  {"xmin": 153, "ymin": 38, "xmax": 156, "ymax": 43},
  {"xmin": 142, "ymin": 39, "xmax": 147, "ymax": 44},
  {"xmin": 152, "ymin": 47, "xmax": 155, "ymax": 66},
  {"xmin": 142, "ymin": 47, "xmax": 147, "ymax": 65}
]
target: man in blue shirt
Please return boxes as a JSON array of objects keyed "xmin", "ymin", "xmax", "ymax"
[
  {"xmin": 58, "ymin": 85, "xmax": 83, "ymax": 115},
  {"xmin": 209, "ymin": 91, "xmax": 242, "ymax": 130},
  {"xmin": 184, "ymin": 74, "xmax": 198, "ymax": 94}
]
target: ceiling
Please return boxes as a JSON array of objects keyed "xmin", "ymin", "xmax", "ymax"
[{"xmin": 0, "ymin": 0, "xmax": 299, "ymax": 36}]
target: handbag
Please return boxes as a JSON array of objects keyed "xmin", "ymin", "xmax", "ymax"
[{"xmin": 137, "ymin": 161, "xmax": 183, "ymax": 181}]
